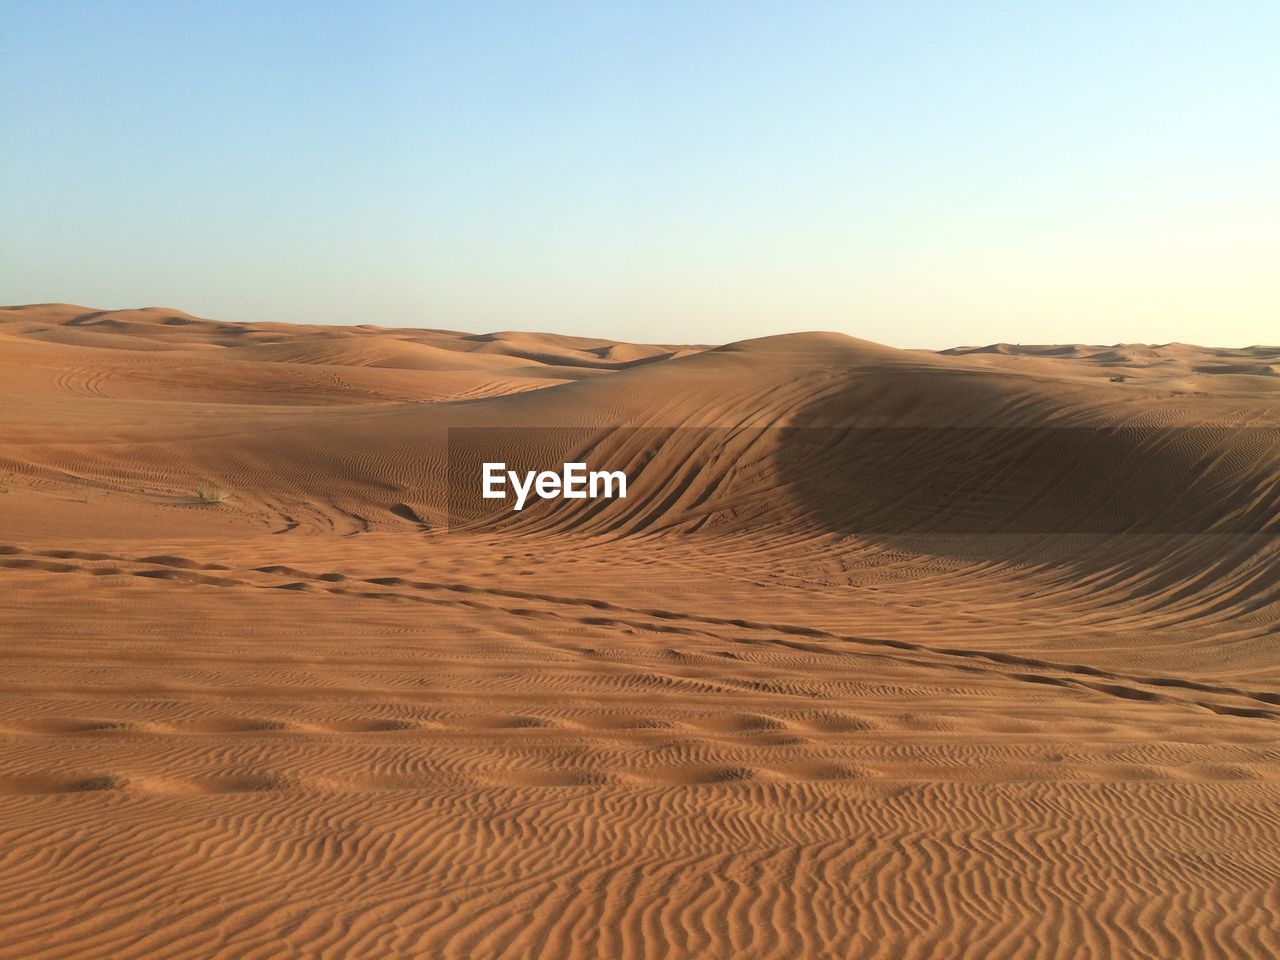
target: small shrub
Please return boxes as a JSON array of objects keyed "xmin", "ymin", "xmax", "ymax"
[
  {"xmin": 196, "ymin": 489, "xmax": 230, "ymax": 504},
  {"xmin": 1109, "ymin": 374, "xmax": 1127, "ymax": 383}
]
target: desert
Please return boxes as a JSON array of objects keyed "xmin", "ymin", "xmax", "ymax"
[{"xmin": 0, "ymin": 303, "xmax": 1277, "ymax": 958}]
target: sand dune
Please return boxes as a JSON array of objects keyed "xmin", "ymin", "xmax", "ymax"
[{"xmin": 1, "ymin": 304, "xmax": 1278, "ymax": 958}]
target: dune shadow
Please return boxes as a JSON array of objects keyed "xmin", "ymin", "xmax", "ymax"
[{"xmin": 773, "ymin": 384, "xmax": 1280, "ymax": 567}]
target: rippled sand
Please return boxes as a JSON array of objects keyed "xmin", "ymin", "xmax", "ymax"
[{"xmin": 2, "ymin": 304, "xmax": 1278, "ymax": 958}]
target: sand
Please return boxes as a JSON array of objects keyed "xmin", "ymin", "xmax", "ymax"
[{"xmin": 1, "ymin": 303, "xmax": 1278, "ymax": 959}]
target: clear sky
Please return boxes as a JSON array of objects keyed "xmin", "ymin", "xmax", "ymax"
[{"xmin": 2, "ymin": 1, "xmax": 1276, "ymax": 347}]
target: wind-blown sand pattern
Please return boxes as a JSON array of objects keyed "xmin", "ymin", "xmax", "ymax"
[{"xmin": 1, "ymin": 304, "xmax": 1278, "ymax": 959}]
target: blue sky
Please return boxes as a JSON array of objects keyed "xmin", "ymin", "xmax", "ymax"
[{"xmin": 2, "ymin": 1, "xmax": 1276, "ymax": 346}]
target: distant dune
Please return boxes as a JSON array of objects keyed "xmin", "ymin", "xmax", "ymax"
[{"xmin": 1, "ymin": 304, "xmax": 1278, "ymax": 959}]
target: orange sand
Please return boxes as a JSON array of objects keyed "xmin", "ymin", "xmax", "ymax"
[{"xmin": 1, "ymin": 304, "xmax": 1278, "ymax": 958}]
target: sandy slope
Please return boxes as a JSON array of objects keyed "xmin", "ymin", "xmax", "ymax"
[{"xmin": 1, "ymin": 304, "xmax": 1278, "ymax": 959}]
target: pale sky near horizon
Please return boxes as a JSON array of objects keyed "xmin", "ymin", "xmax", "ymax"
[{"xmin": 2, "ymin": 1, "xmax": 1277, "ymax": 348}]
